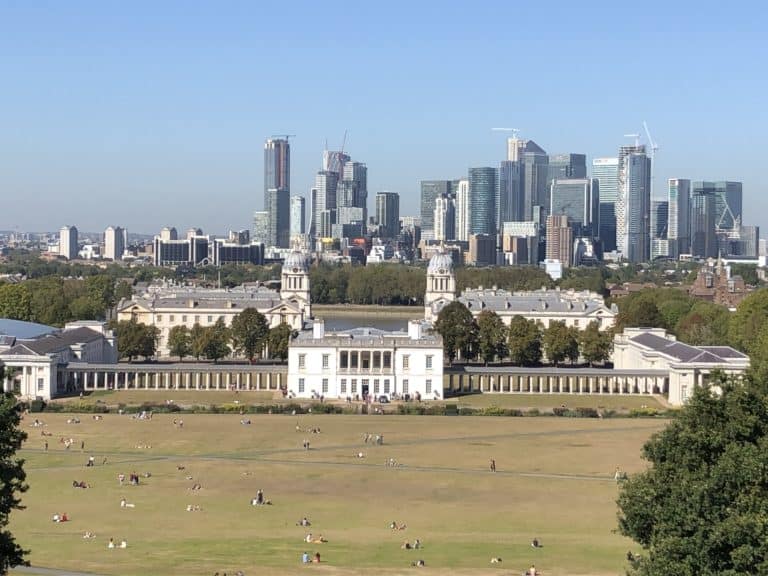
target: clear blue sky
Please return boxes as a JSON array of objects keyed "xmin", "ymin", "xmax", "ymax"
[{"xmin": 1, "ymin": 1, "xmax": 766, "ymax": 235}]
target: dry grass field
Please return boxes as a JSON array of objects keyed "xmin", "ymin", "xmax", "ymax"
[{"xmin": 10, "ymin": 412, "xmax": 668, "ymax": 576}]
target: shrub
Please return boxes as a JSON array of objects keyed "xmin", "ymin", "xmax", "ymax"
[
  {"xmin": 575, "ymin": 407, "xmax": 599, "ymax": 418},
  {"xmin": 29, "ymin": 399, "xmax": 46, "ymax": 413}
]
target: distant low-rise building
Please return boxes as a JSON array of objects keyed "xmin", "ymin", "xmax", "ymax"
[{"xmin": 687, "ymin": 258, "xmax": 750, "ymax": 309}]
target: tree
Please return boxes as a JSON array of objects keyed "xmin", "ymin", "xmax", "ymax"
[
  {"xmin": 0, "ymin": 392, "xmax": 29, "ymax": 574},
  {"xmin": 542, "ymin": 320, "xmax": 579, "ymax": 366},
  {"xmin": 203, "ymin": 318, "xmax": 231, "ymax": 363},
  {"xmin": 115, "ymin": 281, "xmax": 133, "ymax": 302},
  {"xmin": 675, "ymin": 301, "xmax": 730, "ymax": 346},
  {"xmin": 616, "ymin": 291, "xmax": 666, "ymax": 332},
  {"xmin": 618, "ymin": 376, "xmax": 768, "ymax": 575},
  {"xmin": 433, "ymin": 301, "xmax": 477, "ymax": 363},
  {"xmin": 475, "ymin": 310, "xmax": 507, "ymax": 365},
  {"xmin": 114, "ymin": 320, "xmax": 157, "ymax": 361},
  {"xmin": 230, "ymin": 308, "xmax": 269, "ymax": 362},
  {"xmin": 579, "ymin": 321, "xmax": 613, "ymax": 366},
  {"xmin": 167, "ymin": 325, "xmax": 191, "ymax": 361},
  {"xmin": 0, "ymin": 284, "xmax": 32, "ymax": 321},
  {"xmin": 507, "ymin": 316, "xmax": 542, "ymax": 366},
  {"xmin": 190, "ymin": 323, "xmax": 208, "ymax": 361},
  {"xmin": 267, "ymin": 323, "xmax": 292, "ymax": 361},
  {"xmin": 728, "ymin": 289, "xmax": 768, "ymax": 354}
]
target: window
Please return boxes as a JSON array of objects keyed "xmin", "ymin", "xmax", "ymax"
[
  {"xmin": 219, "ymin": 316, "xmax": 225, "ymax": 322},
  {"xmin": 574, "ymin": 319, "xmax": 579, "ymax": 327},
  {"xmin": 362, "ymin": 379, "xmax": 369, "ymax": 393},
  {"xmin": 351, "ymin": 379, "xmax": 358, "ymax": 394},
  {"xmin": 340, "ymin": 351, "xmax": 349, "ymax": 369},
  {"xmin": 298, "ymin": 354, "xmax": 306, "ymax": 369},
  {"xmin": 340, "ymin": 379, "xmax": 347, "ymax": 394},
  {"xmin": 182, "ymin": 315, "xmax": 187, "ymax": 322},
  {"xmin": 322, "ymin": 354, "xmax": 329, "ymax": 369},
  {"xmin": 322, "ymin": 378, "xmax": 329, "ymax": 394},
  {"xmin": 426, "ymin": 355, "xmax": 433, "ymax": 370},
  {"xmin": 383, "ymin": 379, "xmax": 390, "ymax": 393},
  {"xmin": 681, "ymin": 385, "xmax": 688, "ymax": 402},
  {"xmin": 194, "ymin": 315, "xmax": 200, "ymax": 323},
  {"xmin": 426, "ymin": 379, "xmax": 432, "ymax": 394},
  {"xmin": 383, "ymin": 351, "xmax": 392, "ymax": 369},
  {"xmin": 298, "ymin": 378, "xmax": 305, "ymax": 393},
  {"xmin": 373, "ymin": 351, "xmax": 381, "ymax": 369},
  {"xmin": 361, "ymin": 351, "xmax": 371, "ymax": 370},
  {"xmin": 157, "ymin": 315, "xmax": 163, "ymax": 322},
  {"xmin": 350, "ymin": 351, "xmax": 359, "ymax": 369},
  {"xmin": 169, "ymin": 315, "xmax": 175, "ymax": 322},
  {"xmin": 402, "ymin": 379, "xmax": 409, "ymax": 394},
  {"xmin": 207, "ymin": 315, "xmax": 213, "ymax": 323},
  {"xmin": 403, "ymin": 355, "xmax": 410, "ymax": 371},
  {"xmin": 373, "ymin": 379, "xmax": 380, "ymax": 394},
  {"xmin": 37, "ymin": 378, "xmax": 44, "ymax": 391}
]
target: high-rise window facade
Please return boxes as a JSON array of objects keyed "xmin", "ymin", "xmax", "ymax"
[
  {"xmin": 468, "ymin": 167, "xmax": 498, "ymax": 236},
  {"xmin": 667, "ymin": 179, "xmax": 690, "ymax": 258},
  {"xmin": 375, "ymin": 192, "xmax": 400, "ymax": 239},
  {"xmin": 263, "ymin": 138, "xmax": 291, "ymax": 248},
  {"xmin": 592, "ymin": 157, "xmax": 619, "ymax": 252}
]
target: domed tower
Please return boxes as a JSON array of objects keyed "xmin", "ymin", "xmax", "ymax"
[
  {"xmin": 424, "ymin": 250, "xmax": 456, "ymax": 322},
  {"xmin": 281, "ymin": 251, "xmax": 311, "ymax": 317}
]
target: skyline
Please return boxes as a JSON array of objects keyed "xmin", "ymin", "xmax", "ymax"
[{"xmin": 2, "ymin": 1, "xmax": 766, "ymax": 234}]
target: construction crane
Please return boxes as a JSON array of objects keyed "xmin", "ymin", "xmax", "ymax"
[
  {"xmin": 492, "ymin": 127, "xmax": 520, "ymax": 139},
  {"xmin": 643, "ymin": 122, "xmax": 659, "ymax": 160},
  {"xmin": 623, "ymin": 133, "xmax": 641, "ymax": 147},
  {"xmin": 271, "ymin": 134, "xmax": 296, "ymax": 140}
]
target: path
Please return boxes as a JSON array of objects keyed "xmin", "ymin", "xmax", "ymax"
[{"xmin": 14, "ymin": 566, "xmax": 107, "ymax": 576}]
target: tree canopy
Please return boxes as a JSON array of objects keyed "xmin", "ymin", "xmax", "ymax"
[
  {"xmin": 506, "ymin": 316, "xmax": 542, "ymax": 366},
  {"xmin": 0, "ymin": 392, "xmax": 29, "ymax": 574},
  {"xmin": 113, "ymin": 320, "xmax": 158, "ymax": 361},
  {"xmin": 579, "ymin": 321, "xmax": 613, "ymax": 366},
  {"xmin": 475, "ymin": 310, "xmax": 507, "ymax": 365},
  {"xmin": 203, "ymin": 318, "xmax": 231, "ymax": 363},
  {"xmin": 167, "ymin": 325, "xmax": 191, "ymax": 361},
  {"xmin": 542, "ymin": 320, "xmax": 579, "ymax": 366},
  {"xmin": 433, "ymin": 302, "xmax": 477, "ymax": 363},
  {"xmin": 267, "ymin": 323, "xmax": 293, "ymax": 360},
  {"xmin": 618, "ymin": 376, "xmax": 768, "ymax": 575},
  {"xmin": 230, "ymin": 308, "xmax": 269, "ymax": 362}
]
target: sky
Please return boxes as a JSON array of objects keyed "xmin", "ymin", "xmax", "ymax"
[{"xmin": 1, "ymin": 1, "xmax": 767, "ymax": 235}]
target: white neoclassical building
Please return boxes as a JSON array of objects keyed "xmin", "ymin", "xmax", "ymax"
[
  {"xmin": 287, "ymin": 320, "xmax": 443, "ymax": 401},
  {"xmin": 116, "ymin": 251, "xmax": 312, "ymax": 357},
  {"xmin": 613, "ymin": 327, "xmax": 750, "ymax": 405},
  {"xmin": 423, "ymin": 249, "xmax": 616, "ymax": 330}
]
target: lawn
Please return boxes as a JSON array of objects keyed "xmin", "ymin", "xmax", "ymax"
[{"xmin": 10, "ymin": 413, "xmax": 667, "ymax": 576}]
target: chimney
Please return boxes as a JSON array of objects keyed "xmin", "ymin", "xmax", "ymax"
[
  {"xmin": 313, "ymin": 319, "xmax": 325, "ymax": 339},
  {"xmin": 408, "ymin": 320, "xmax": 422, "ymax": 340}
]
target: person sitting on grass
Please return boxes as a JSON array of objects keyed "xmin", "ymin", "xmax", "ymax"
[
  {"xmin": 531, "ymin": 537, "xmax": 541, "ymax": 548},
  {"xmin": 411, "ymin": 559, "xmax": 425, "ymax": 567},
  {"xmin": 312, "ymin": 552, "xmax": 321, "ymax": 563},
  {"xmin": 297, "ymin": 517, "xmax": 311, "ymax": 527},
  {"xmin": 312, "ymin": 534, "xmax": 327, "ymax": 544},
  {"xmin": 108, "ymin": 538, "xmax": 115, "ymax": 549}
]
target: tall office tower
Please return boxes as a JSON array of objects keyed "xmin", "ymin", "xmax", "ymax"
[
  {"xmin": 738, "ymin": 225, "xmax": 760, "ymax": 258},
  {"xmin": 323, "ymin": 150, "xmax": 350, "ymax": 174},
  {"xmin": 375, "ymin": 192, "xmax": 400, "ymax": 239},
  {"xmin": 506, "ymin": 137, "xmax": 526, "ymax": 161},
  {"xmin": 290, "ymin": 195, "xmax": 306, "ymax": 237},
  {"xmin": 455, "ymin": 179, "xmax": 470, "ymax": 241},
  {"xmin": 104, "ymin": 226, "xmax": 125, "ymax": 261},
  {"xmin": 692, "ymin": 181, "xmax": 743, "ymax": 230},
  {"xmin": 667, "ymin": 178, "xmax": 691, "ymax": 258},
  {"xmin": 498, "ymin": 160, "xmax": 524, "ymax": 224},
  {"xmin": 311, "ymin": 171, "xmax": 339, "ymax": 239},
  {"xmin": 420, "ymin": 180, "xmax": 452, "ymax": 240},
  {"xmin": 616, "ymin": 145, "xmax": 651, "ymax": 262},
  {"xmin": 338, "ymin": 161, "xmax": 368, "ymax": 229},
  {"xmin": 547, "ymin": 153, "xmax": 587, "ymax": 191},
  {"xmin": 59, "ymin": 225, "xmax": 79, "ymax": 260},
  {"xmin": 592, "ymin": 158, "xmax": 619, "ymax": 252},
  {"xmin": 650, "ymin": 200, "xmax": 669, "ymax": 239},
  {"xmin": 549, "ymin": 178, "xmax": 599, "ymax": 236},
  {"xmin": 434, "ymin": 195, "xmax": 456, "ymax": 241},
  {"xmin": 253, "ymin": 211, "xmax": 270, "ymax": 245},
  {"xmin": 690, "ymin": 189, "xmax": 717, "ymax": 258},
  {"xmin": 264, "ymin": 138, "xmax": 291, "ymax": 248},
  {"xmin": 545, "ymin": 215, "xmax": 573, "ymax": 267},
  {"xmin": 521, "ymin": 141, "xmax": 549, "ymax": 219},
  {"xmin": 468, "ymin": 167, "xmax": 498, "ymax": 236}
]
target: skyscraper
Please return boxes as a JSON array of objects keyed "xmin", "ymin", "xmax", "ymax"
[
  {"xmin": 263, "ymin": 138, "xmax": 291, "ymax": 248},
  {"xmin": 592, "ymin": 158, "xmax": 619, "ymax": 252},
  {"xmin": 455, "ymin": 179, "xmax": 470, "ymax": 241},
  {"xmin": 498, "ymin": 160, "xmax": 524, "ymax": 224},
  {"xmin": 692, "ymin": 181, "xmax": 743, "ymax": 230},
  {"xmin": 650, "ymin": 200, "xmax": 669, "ymax": 259},
  {"xmin": 545, "ymin": 215, "xmax": 573, "ymax": 267},
  {"xmin": 338, "ymin": 161, "xmax": 368, "ymax": 230},
  {"xmin": 290, "ymin": 195, "xmax": 306, "ymax": 238},
  {"xmin": 253, "ymin": 211, "xmax": 270, "ymax": 245},
  {"xmin": 434, "ymin": 195, "xmax": 456, "ymax": 241},
  {"xmin": 311, "ymin": 171, "xmax": 339, "ymax": 239},
  {"xmin": 468, "ymin": 167, "xmax": 498, "ymax": 236},
  {"xmin": 667, "ymin": 178, "xmax": 690, "ymax": 258},
  {"xmin": 616, "ymin": 145, "xmax": 651, "ymax": 262},
  {"xmin": 59, "ymin": 225, "xmax": 78, "ymax": 260},
  {"xmin": 690, "ymin": 189, "xmax": 717, "ymax": 258},
  {"xmin": 547, "ymin": 153, "xmax": 587, "ymax": 191},
  {"xmin": 420, "ymin": 180, "xmax": 452, "ymax": 239},
  {"xmin": 549, "ymin": 178, "xmax": 599, "ymax": 236},
  {"xmin": 375, "ymin": 192, "xmax": 400, "ymax": 239},
  {"xmin": 104, "ymin": 226, "xmax": 125, "ymax": 261},
  {"xmin": 521, "ymin": 141, "xmax": 549, "ymax": 219}
]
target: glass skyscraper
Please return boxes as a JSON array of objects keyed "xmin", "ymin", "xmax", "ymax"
[
  {"xmin": 290, "ymin": 195, "xmax": 306, "ymax": 238},
  {"xmin": 592, "ymin": 158, "xmax": 619, "ymax": 252},
  {"xmin": 549, "ymin": 178, "xmax": 599, "ymax": 236},
  {"xmin": 690, "ymin": 189, "xmax": 717, "ymax": 258},
  {"xmin": 263, "ymin": 138, "xmax": 291, "ymax": 248},
  {"xmin": 617, "ymin": 149, "xmax": 651, "ymax": 263},
  {"xmin": 667, "ymin": 179, "xmax": 690, "ymax": 258},
  {"xmin": 375, "ymin": 192, "xmax": 400, "ymax": 239},
  {"xmin": 420, "ymin": 180, "xmax": 452, "ymax": 239},
  {"xmin": 468, "ymin": 167, "xmax": 498, "ymax": 236},
  {"xmin": 547, "ymin": 153, "xmax": 587, "ymax": 191},
  {"xmin": 692, "ymin": 181, "xmax": 742, "ymax": 230}
]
